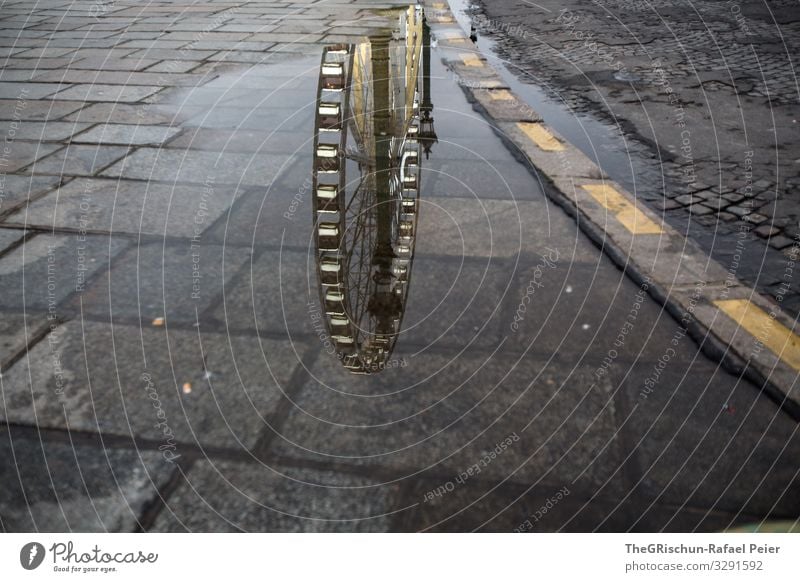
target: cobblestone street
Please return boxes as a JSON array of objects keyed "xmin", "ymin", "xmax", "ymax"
[
  {"xmin": 0, "ymin": 0, "xmax": 798, "ymax": 533},
  {"xmin": 471, "ymin": 0, "xmax": 800, "ymax": 315}
]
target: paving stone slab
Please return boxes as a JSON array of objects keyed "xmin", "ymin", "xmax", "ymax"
[
  {"xmin": 271, "ymin": 351, "xmax": 625, "ymax": 495},
  {"xmin": 65, "ymin": 102, "xmax": 203, "ymax": 125},
  {"xmin": 0, "ymin": 174, "xmax": 61, "ymax": 214},
  {"xmin": 0, "ymin": 233, "xmax": 127, "ymax": 311},
  {"xmin": 77, "ymin": 241, "xmax": 252, "ymax": 324},
  {"xmin": 621, "ymin": 358, "xmax": 800, "ymax": 518},
  {"xmin": 32, "ymin": 144, "xmax": 130, "ymax": 176},
  {"xmin": 100, "ymin": 148, "xmax": 296, "ymax": 187},
  {"xmin": 151, "ymin": 461, "xmax": 401, "ymax": 532},
  {"xmin": 72, "ymin": 123, "xmax": 182, "ymax": 146},
  {"xmin": 415, "ymin": 197, "xmax": 597, "ymax": 260},
  {"xmin": 10, "ymin": 177, "xmax": 242, "ymax": 239},
  {"xmin": 0, "ymin": 311, "xmax": 50, "ymax": 371},
  {"xmin": 53, "ymin": 84, "xmax": 163, "ymax": 103},
  {"xmin": 0, "ymin": 435, "xmax": 173, "ymax": 532},
  {"xmin": 1, "ymin": 321, "xmax": 308, "ymax": 449},
  {"xmin": 0, "ymin": 142, "xmax": 62, "ymax": 172}
]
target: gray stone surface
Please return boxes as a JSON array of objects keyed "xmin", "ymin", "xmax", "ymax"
[
  {"xmin": 77, "ymin": 241, "xmax": 252, "ymax": 323},
  {"xmin": 0, "ymin": 436, "xmax": 173, "ymax": 532},
  {"xmin": 0, "ymin": 0, "xmax": 796, "ymax": 534},
  {"xmin": 0, "ymin": 312, "xmax": 48, "ymax": 370},
  {"xmin": 0, "ymin": 142, "xmax": 62, "ymax": 172},
  {"xmin": 9, "ymin": 178, "xmax": 243, "ymax": 238},
  {"xmin": 72, "ymin": 124, "xmax": 182, "ymax": 146},
  {"xmin": 271, "ymin": 351, "xmax": 626, "ymax": 494},
  {"xmin": 101, "ymin": 148, "xmax": 295, "ymax": 187},
  {"xmin": 1, "ymin": 321, "xmax": 308, "ymax": 449},
  {"xmin": 151, "ymin": 461, "xmax": 400, "ymax": 532},
  {"xmin": 32, "ymin": 144, "xmax": 130, "ymax": 176},
  {"xmin": 0, "ymin": 233, "xmax": 127, "ymax": 311}
]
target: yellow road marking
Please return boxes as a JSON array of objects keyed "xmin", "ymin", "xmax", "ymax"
[
  {"xmin": 432, "ymin": 2, "xmax": 446, "ymax": 8},
  {"xmin": 582, "ymin": 183, "xmax": 663, "ymax": 234},
  {"xmin": 516, "ymin": 122, "xmax": 564, "ymax": 152},
  {"xmin": 714, "ymin": 299, "xmax": 800, "ymax": 370},
  {"xmin": 489, "ymin": 89, "xmax": 514, "ymax": 100},
  {"xmin": 460, "ymin": 53, "xmax": 483, "ymax": 67}
]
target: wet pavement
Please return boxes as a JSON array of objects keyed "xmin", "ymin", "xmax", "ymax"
[
  {"xmin": 0, "ymin": 0, "xmax": 798, "ymax": 532},
  {"xmin": 466, "ymin": 0, "xmax": 800, "ymax": 317}
]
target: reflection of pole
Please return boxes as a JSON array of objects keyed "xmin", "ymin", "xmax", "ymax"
[
  {"xmin": 372, "ymin": 35, "xmax": 394, "ymax": 269},
  {"xmin": 419, "ymin": 16, "xmax": 438, "ymax": 159}
]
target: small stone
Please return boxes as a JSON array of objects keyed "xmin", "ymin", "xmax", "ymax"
[
  {"xmin": 674, "ymin": 194, "xmax": 694, "ymax": 206},
  {"xmin": 719, "ymin": 212, "xmax": 738, "ymax": 222},
  {"xmin": 727, "ymin": 205, "xmax": 751, "ymax": 217},
  {"xmin": 769, "ymin": 235, "xmax": 795, "ymax": 250},
  {"xmin": 744, "ymin": 213, "xmax": 768, "ymax": 224},
  {"xmin": 723, "ymin": 193, "xmax": 745, "ymax": 203},
  {"xmin": 754, "ymin": 225, "xmax": 779, "ymax": 238},
  {"xmin": 689, "ymin": 204, "xmax": 714, "ymax": 216}
]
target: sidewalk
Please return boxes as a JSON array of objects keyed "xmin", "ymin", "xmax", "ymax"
[{"xmin": 0, "ymin": 0, "xmax": 797, "ymax": 532}]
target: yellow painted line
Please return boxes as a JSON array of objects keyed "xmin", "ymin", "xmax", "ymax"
[
  {"xmin": 714, "ymin": 299, "xmax": 800, "ymax": 370},
  {"xmin": 432, "ymin": 2, "xmax": 446, "ymax": 8},
  {"xmin": 460, "ymin": 53, "xmax": 483, "ymax": 67},
  {"xmin": 582, "ymin": 183, "xmax": 663, "ymax": 234},
  {"xmin": 489, "ymin": 89, "xmax": 515, "ymax": 101},
  {"xmin": 516, "ymin": 122, "xmax": 564, "ymax": 152}
]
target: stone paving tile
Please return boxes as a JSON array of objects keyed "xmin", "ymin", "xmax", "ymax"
[
  {"xmin": 0, "ymin": 311, "xmax": 49, "ymax": 371},
  {"xmin": 204, "ymin": 182, "xmax": 313, "ymax": 249},
  {"xmin": 40, "ymin": 58, "xmax": 162, "ymax": 73},
  {"xmin": 0, "ymin": 321, "xmax": 307, "ymax": 449},
  {"xmin": 401, "ymin": 254, "xmax": 506, "ymax": 347},
  {"xmin": 0, "ymin": 233, "xmax": 128, "ymax": 311},
  {"xmin": 53, "ymin": 84, "xmax": 163, "ymax": 103},
  {"xmin": 100, "ymin": 148, "xmax": 296, "ymax": 187},
  {"xmin": 0, "ymin": 225, "xmax": 25, "ymax": 249},
  {"xmin": 0, "ymin": 120, "xmax": 92, "ymax": 141},
  {"xmin": 0, "ymin": 142, "xmax": 62, "ymax": 172},
  {"xmin": 0, "ymin": 82, "xmax": 67, "ymax": 99},
  {"xmin": 399, "ymin": 477, "xmax": 752, "ymax": 532},
  {"xmin": 270, "ymin": 351, "xmax": 626, "ymax": 496},
  {"xmin": 151, "ymin": 461, "xmax": 401, "ymax": 532},
  {"xmin": 64, "ymin": 102, "xmax": 202, "ymax": 125},
  {"xmin": 4, "ymin": 58, "xmax": 85, "ymax": 70},
  {"xmin": 167, "ymin": 128, "xmax": 309, "ymax": 154},
  {"xmin": 0, "ymin": 434, "xmax": 174, "ymax": 532},
  {"xmin": 145, "ymin": 60, "xmax": 204, "ymax": 73},
  {"xmin": 72, "ymin": 124, "xmax": 182, "ymax": 146},
  {"xmin": 77, "ymin": 241, "xmax": 252, "ymax": 324},
  {"xmin": 0, "ymin": 174, "xmax": 61, "ymax": 214},
  {"xmin": 209, "ymin": 249, "xmax": 315, "ymax": 336},
  {"xmin": 621, "ymin": 360, "xmax": 800, "ymax": 519},
  {"xmin": 127, "ymin": 48, "xmax": 219, "ymax": 62},
  {"xmin": 422, "ymin": 155, "xmax": 543, "ymax": 200},
  {"xmin": 32, "ymin": 144, "xmax": 130, "ymax": 176},
  {"xmin": 502, "ymin": 254, "xmax": 686, "ymax": 361},
  {"xmin": 181, "ymin": 105, "xmax": 312, "ymax": 132},
  {"xmin": 415, "ymin": 197, "xmax": 597, "ymax": 260},
  {"xmin": 0, "ymin": 99, "xmax": 84, "ymax": 121},
  {"xmin": 9, "ymin": 178, "xmax": 242, "ymax": 239},
  {"xmin": 11, "ymin": 46, "xmax": 77, "ymax": 58}
]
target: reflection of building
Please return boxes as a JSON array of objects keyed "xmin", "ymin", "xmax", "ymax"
[{"xmin": 311, "ymin": 6, "xmax": 436, "ymax": 375}]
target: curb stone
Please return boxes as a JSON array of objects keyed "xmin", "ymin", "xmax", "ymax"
[{"xmin": 424, "ymin": 0, "xmax": 800, "ymax": 418}]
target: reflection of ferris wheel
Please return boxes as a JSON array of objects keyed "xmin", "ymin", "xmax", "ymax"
[{"xmin": 311, "ymin": 7, "xmax": 428, "ymax": 374}]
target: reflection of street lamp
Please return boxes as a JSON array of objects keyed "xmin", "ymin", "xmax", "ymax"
[{"xmin": 419, "ymin": 15, "xmax": 438, "ymax": 159}]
